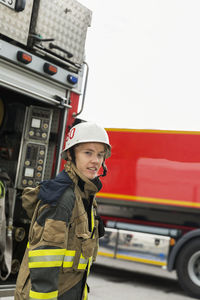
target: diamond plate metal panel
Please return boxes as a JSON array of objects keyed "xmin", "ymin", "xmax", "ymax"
[
  {"xmin": 0, "ymin": 0, "xmax": 34, "ymax": 45},
  {"xmin": 33, "ymin": 0, "xmax": 92, "ymax": 65}
]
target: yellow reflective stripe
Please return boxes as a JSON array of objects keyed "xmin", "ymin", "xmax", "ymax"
[
  {"xmin": 91, "ymin": 207, "xmax": 94, "ymax": 232},
  {"xmin": 64, "ymin": 250, "xmax": 75, "ymax": 256},
  {"xmin": 29, "ymin": 289, "xmax": 58, "ymax": 299},
  {"xmin": 29, "ymin": 249, "xmax": 65, "ymax": 257},
  {"xmin": 29, "ymin": 249, "xmax": 65, "ymax": 268},
  {"xmin": 87, "ymin": 257, "xmax": 92, "ymax": 275},
  {"xmin": 78, "ymin": 263, "xmax": 87, "ymax": 270},
  {"xmin": 0, "ymin": 181, "xmax": 5, "ymax": 198},
  {"xmin": 29, "ymin": 261, "xmax": 62, "ymax": 268},
  {"xmin": 63, "ymin": 261, "xmax": 73, "ymax": 267},
  {"xmin": 63, "ymin": 250, "xmax": 75, "ymax": 268},
  {"xmin": 83, "ymin": 284, "xmax": 88, "ymax": 300},
  {"xmin": 78, "ymin": 253, "xmax": 88, "ymax": 270}
]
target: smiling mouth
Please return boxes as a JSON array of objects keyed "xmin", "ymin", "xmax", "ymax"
[{"xmin": 88, "ymin": 168, "xmax": 97, "ymax": 171}]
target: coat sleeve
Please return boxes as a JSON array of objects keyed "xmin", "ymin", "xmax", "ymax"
[{"xmin": 28, "ymin": 187, "xmax": 75, "ymax": 300}]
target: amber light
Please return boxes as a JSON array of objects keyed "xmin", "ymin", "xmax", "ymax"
[
  {"xmin": 170, "ymin": 238, "xmax": 176, "ymax": 246},
  {"xmin": 17, "ymin": 51, "xmax": 32, "ymax": 64},
  {"xmin": 43, "ymin": 63, "xmax": 57, "ymax": 75}
]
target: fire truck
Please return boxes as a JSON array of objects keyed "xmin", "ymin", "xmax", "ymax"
[
  {"xmin": 98, "ymin": 128, "xmax": 200, "ymax": 299},
  {"xmin": 0, "ymin": 0, "xmax": 91, "ymax": 295},
  {"xmin": 1, "ymin": 1, "xmax": 200, "ymax": 299}
]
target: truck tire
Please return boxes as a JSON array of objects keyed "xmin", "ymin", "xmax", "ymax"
[{"xmin": 176, "ymin": 239, "xmax": 200, "ymax": 299}]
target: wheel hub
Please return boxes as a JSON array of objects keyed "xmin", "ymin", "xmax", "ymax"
[{"xmin": 188, "ymin": 251, "xmax": 200, "ymax": 286}]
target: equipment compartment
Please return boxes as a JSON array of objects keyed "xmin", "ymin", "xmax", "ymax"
[
  {"xmin": 30, "ymin": 0, "xmax": 92, "ymax": 65},
  {"xmin": 0, "ymin": 0, "xmax": 34, "ymax": 45}
]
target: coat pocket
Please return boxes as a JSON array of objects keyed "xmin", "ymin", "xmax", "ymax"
[
  {"xmin": 43, "ymin": 219, "xmax": 67, "ymax": 244},
  {"xmin": 62, "ymin": 229, "xmax": 97, "ymax": 273},
  {"xmin": 81, "ymin": 238, "xmax": 96, "ymax": 258}
]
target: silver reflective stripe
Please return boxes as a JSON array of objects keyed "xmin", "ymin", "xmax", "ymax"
[
  {"xmin": 29, "ymin": 249, "xmax": 65, "ymax": 268},
  {"xmin": 29, "ymin": 255, "xmax": 64, "ymax": 263},
  {"xmin": 63, "ymin": 250, "xmax": 75, "ymax": 268},
  {"xmin": 79, "ymin": 257, "xmax": 88, "ymax": 265},
  {"xmin": 78, "ymin": 254, "xmax": 88, "ymax": 270}
]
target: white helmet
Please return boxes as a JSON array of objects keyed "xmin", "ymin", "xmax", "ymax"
[{"xmin": 61, "ymin": 122, "xmax": 111, "ymax": 159}]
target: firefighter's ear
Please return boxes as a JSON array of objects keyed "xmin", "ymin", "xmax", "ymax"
[{"xmin": 66, "ymin": 150, "xmax": 72, "ymax": 160}]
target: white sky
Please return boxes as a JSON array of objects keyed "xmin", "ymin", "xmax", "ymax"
[{"xmin": 78, "ymin": 0, "xmax": 200, "ymax": 131}]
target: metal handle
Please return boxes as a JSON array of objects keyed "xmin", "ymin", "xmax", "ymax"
[
  {"xmin": 0, "ymin": 79, "xmax": 72, "ymax": 108},
  {"xmin": 29, "ymin": 33, "xmax": 55, "ymax": 43},
  {"xmin": 73, "ymin": 61, "xmax": 89, "ymax": 118},
  {"xmin": 49, "ymin": 43, "xmax": 73, "ymax": 58}
]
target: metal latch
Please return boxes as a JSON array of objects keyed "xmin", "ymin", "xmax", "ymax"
[
  {"xmin": 54, "ymin": 95, "xmax": 72, "ymax": 109},
  {"xmin": 15, "ymin": 0, "xmax": 26, "ymax": 11},
  {"xmin": 0, "ymin": 0, "xmax": 26, "ymax": 11}
]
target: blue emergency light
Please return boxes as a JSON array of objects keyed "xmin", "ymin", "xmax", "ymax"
[{"xmin": 67, "ymin": 75, "xmax": 78, "ymax": 85}]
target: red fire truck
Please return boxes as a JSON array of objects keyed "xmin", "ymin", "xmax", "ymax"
[
  {"xmin": 0, "ymin": 0, "xmax": 91, "ymax": 295},
  {"xmin": 1, "ymin": 1, "xmax": 200, "ymax": 299},
  {"xmin": 97, "ymin": 128, "xmax": 200, "ymax": 299}
]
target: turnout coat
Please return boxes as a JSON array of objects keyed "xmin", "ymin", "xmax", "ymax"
[{"xmin": 15, "ymin": 161, "xmax": 101, "ymax": 300}]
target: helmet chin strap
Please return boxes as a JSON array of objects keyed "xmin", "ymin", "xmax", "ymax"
[{"xmin": 99, "ymin": 161, "xmax": 107, "ymax": 177}]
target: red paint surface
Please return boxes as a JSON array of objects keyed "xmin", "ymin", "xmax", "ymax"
[{"xmin": 100, "ymin": 129, "xmax": 200, "ymax": 207}]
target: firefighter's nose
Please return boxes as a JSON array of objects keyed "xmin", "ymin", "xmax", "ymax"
[{"xmin": 92, "ymin": 155, "xmax": 100, "ymax": 163}]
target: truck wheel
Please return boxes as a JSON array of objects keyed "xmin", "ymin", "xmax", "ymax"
[{"xmin": 176, "ymin": 239, "xmax": 200, "ymax": 299}]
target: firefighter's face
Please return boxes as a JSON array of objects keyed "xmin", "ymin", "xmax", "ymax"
[{"xmin": 73, "ymin": 142, "xmax": 105, "ymax": 179}]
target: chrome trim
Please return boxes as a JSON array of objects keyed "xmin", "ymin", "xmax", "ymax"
[{"xmin": 73, "ymin": 61, "xmax": 89, "ymax": 117}]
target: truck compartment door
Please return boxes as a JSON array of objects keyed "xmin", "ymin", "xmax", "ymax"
[
  {"xmin": 0, "ymin": 0, "xmax": 34, "ymax": 45},
  {"xmin": 99, "ymin": 227, "xmax": 171, "ymax": 267}
]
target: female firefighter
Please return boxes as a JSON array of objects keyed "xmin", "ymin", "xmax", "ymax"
[{"xmin": 15, "ymin": 122, "xmax": 111, "ymax": 300}]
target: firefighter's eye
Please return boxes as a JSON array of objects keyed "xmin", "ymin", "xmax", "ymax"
[
  {"xmin": 85, "ymin": 151, "xmax": 92, "ymax": 155},
  {"xmin": 98, "ymin": 153, "xmax": 104, "ymax": 159}
]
